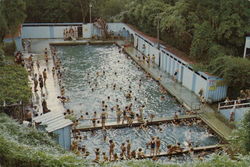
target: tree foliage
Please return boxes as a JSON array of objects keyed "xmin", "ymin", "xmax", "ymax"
[
  {"xmin": 230, "ymin": 110, "xmax": 250, "ymax": 155},
  {"xmin": 0, "ymin": 0, "xmax": 26, "ymax": 43},
  {"xmin": 208, "ymin": 56, "xmax": 250, "ymax": 90}
]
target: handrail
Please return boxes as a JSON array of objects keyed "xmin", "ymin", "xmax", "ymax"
[{"xmin": 218, "ymin": 98, "xmax": 250, "ymax": 110}]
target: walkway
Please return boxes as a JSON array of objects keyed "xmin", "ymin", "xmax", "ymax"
[
  {"xmin": 74, "ymin": 115, "xmax": 198, "ymax": 132},
  {"xmin": 25, "ymin": 51, "xmax": 65, "ymax": 116},
  {"xmin": 143, "ymin": 144, "xmax": 223, "ymax": 159},
  {"xmin": 118, "ymin": 43, "xmax": 233, "ymax": 141}
]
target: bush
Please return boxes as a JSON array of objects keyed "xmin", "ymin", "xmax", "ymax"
[
  {"xmin": 3, "ymin": 42, "xmax": 16, "ymax": 57},
  {"xmin": 0, "ymin": 65, "xmax": 32, "ymax": 105},
  {"xmin": 0, "ymin": 47, "xmax": 4, "ymax": 65},
  {"xmin": 230, "ymin": 110, "xmax": 250, "ymax": 154}
]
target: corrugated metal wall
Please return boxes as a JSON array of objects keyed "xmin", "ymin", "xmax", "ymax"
[{"xmin": 53, "ymin": 126, "xmax": 71, "ymax": 150}]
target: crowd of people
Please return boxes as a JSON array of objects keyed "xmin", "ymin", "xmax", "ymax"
[
  {"xmin": 63, "ymin": 26, "xmax": 78, "ymax": 40},
  {"xmin": 70, "ymin": 117, "xmax": 205, "ymax": 162}
]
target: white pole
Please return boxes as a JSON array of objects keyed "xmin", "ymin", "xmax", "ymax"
[
  {"xmin": 157, "ymin": 15, "xmax": 160, "ymax": 49},
  {"xmin": 89, "ymin": 4, "xmax": 92, "ymax": 23}
]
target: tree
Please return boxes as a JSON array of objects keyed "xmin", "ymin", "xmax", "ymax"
[
  {"xmin": 230, "ymin": 110, "xmax": 250, "ymax": 154},
  {"xmin": 208, "ymin": 56, "xmax": 250, "ymax": 91},
  {"xmin": 1, "ymin": 0, "xmax": 26, "ymax": 37}
]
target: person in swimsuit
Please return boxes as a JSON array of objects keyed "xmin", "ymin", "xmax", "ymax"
[
  {"xmin": 109, "ymin": 140, "xmax": 115, "ymax": 160},
  {"xmin": 156, "ymin": 137, "xmax": 161, "ymax": 155},
  {"xmin": 120, "ymin": 143, "xmax": 126, "ymax": 159},
  {"xmin": 94, "ymin": 148, "xmax": 100, "ymax": 161},
  {"xmin": 126, "ymin": 140, "xmax": 131, "ymax": 159},
  {"xmin": 42, "ymin": 69, "xmax": 47, "ymax": 85},
  {"xmin": 147, "ymin": 137, "xmax": 156, "ymax": 156}
]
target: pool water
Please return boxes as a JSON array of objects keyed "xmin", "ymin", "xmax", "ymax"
[
  {"xmin": 57, "ymin": 45, "xmax": 185, "ymax": 123},
  {"xmin": 56, "ymin": 45, "xmax": 221, "ymax": 161},
  {"xmin": 78, "ymin": 122, "xmax": 220, "ymax": 159}
]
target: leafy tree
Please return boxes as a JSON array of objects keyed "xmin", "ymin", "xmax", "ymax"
[
  {"xmin": 208, "ymin": 56, "xmax": 250, "ymax": 91},
  {"xmin": 1, "ymin": 0, "xmax": 26, "ymax": 37},
  {"xmin": 190, "ymin": 21, "xmax": 215, "ymax": 60},
  {"xmin": 0, "ymin": 8, "xmax": 8, "ymax": 42},
  {"xmin": 230, "ymin": 110, "xmax": 250, "ymax": 155}
]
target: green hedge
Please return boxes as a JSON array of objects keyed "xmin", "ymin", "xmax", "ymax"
[{"xmin": 0, "ymin": 65, "xmax": 31, "ymax": 105}]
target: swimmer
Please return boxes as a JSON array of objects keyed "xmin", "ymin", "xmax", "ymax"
[
  {"xmin": 94, "ymin": 148, "xmax": 100, "ymax": 161},
  {"xmin": 120, "ymin": 143, "xmax": 126, "ymax": 158},
  {"xmin": 160, "ymin": 95, "xmax": 165, "ymax": 100},
  {"xmin": 109, "ymin": 140, "xmax": 115, "ymax": 160},
  {"xmin": 102, "ymin": 152, "xmax": 108, "ymax": 162},
  {"xmin": 113, "ymin": 153, "xmax": 118, "ymax": 161},
  {"xmin": 131, "ymin": 150, "xmax": 136, "ymax": 159},
  {"xmin": 150, "ymin": 113, "xmax": 155, "ymax": 122},
  {"xmin": 156, "ymin": 137, "xmax": 161, "ymax": 155},
  {"xmin": 126, "ymin": 140, "xmax": 131, "ymax": 159}
]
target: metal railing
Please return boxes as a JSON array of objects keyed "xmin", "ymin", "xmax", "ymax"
[{"xmin": 218, "ymin": 98, "xmax": 250, "ymax": 110}]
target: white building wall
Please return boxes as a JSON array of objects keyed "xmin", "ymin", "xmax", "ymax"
[
  {"xmin": 182, "ymin": 67, "xmax": 193, "ymax": 90},
  {"xmin": 22, "ymin": 26, "xmax": 50, "ymax": 38}
]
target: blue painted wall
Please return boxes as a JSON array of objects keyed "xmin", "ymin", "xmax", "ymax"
[{"xmin": 53, "ymin": 125, "xmax": 72, "ymax": 150}]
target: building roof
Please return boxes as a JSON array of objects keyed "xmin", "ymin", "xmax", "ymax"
[
  {"xmin": 125, "ymin": 24, "xmax": 195, "ymax": 65},
  {"xmin": 33, "ymin": 111, "xmax": 73, "ymax": 133},
  {"xmin": 46, "ymin": 119, "xmax": 72, "ymax": 133}
]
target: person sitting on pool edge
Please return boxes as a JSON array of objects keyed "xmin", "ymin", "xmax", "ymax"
[{"xmin": 137, "ymin": 148, "xmax": 145, "ymax": 159}]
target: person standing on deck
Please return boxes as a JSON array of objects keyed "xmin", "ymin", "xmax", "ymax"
[
  {"xmin": 38, "ymin": 74, "xmax": 43, "ymax": 91},
  {"xmin": 116, "ymin": 107, "xmax": 122, "ymax": 124},
  {"xmin": 147, "ymin": 137, "xmax": 156, "ymax": 156},
  {"xmin": 101, "ymin": 110, "xmax": 107, "ymax": 128},
  {"xmin": 44, "ymin": 48, "xmax": 49, "ymax": 63},
  {"xmin": 92, "ymin": 111, "xmax": 97, "ymax": 127},
  {"xmin": 120, "ymin": 143, "xmax": 126, "ymax": 159},
  {"xmin": 126, "ymin": 140, "xmax": 131, "ymax": 159},
  {"xmin": 43, "ymin": 69, "xmax": 47, "ymax": 85},
  {"xmin": 33, "ymin": 73, "xmax": 38, "ymax": 92},
  {"xmin": 36, "ymin": 60, "xmax": 40, "ymax": 70},
  {"xmin": 139, "ymin": 105, "xmax": 145, "ymax": 121},
  {"xmin": 156, "ymin": 137, "xmax": 161, "ymax": 155}
]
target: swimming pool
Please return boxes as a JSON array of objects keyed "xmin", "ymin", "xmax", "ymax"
[{"xmin": 56, "ymin": 44, "xmax": 221, "ymax": 161}]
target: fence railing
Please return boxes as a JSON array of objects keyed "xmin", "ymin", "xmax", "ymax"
[{"xmin": 218, "ymin": 98, "xmax": 250, "ymax": 110}]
